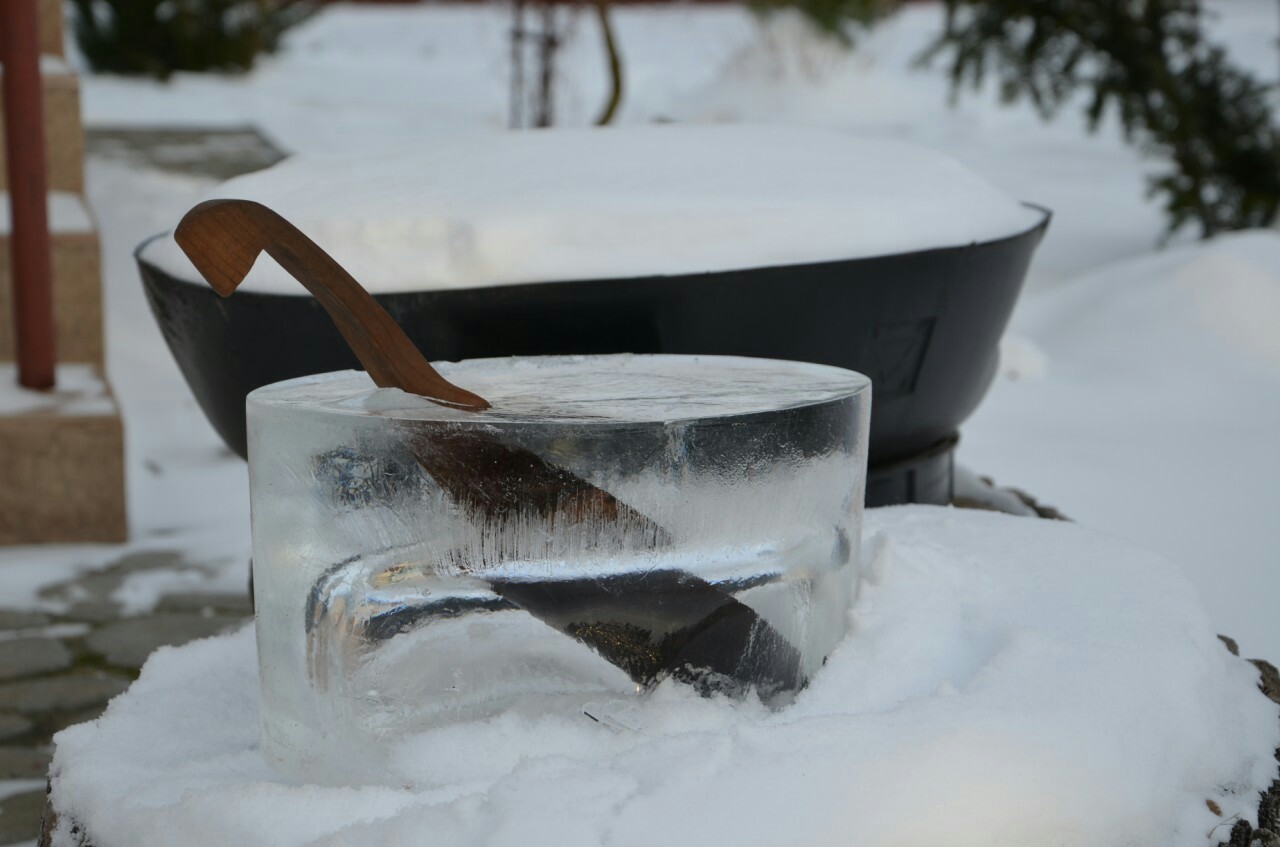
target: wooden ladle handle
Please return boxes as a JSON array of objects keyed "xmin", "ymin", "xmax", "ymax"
[{"xmin": 174, "ymin": 198, "xmax": 490, "ymax": 411}]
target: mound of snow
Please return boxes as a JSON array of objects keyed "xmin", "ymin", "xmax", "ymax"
[
  {"xmin": 47, "ymin": 507, "xmax": 1278, "ymax": 847},
  {"xmin": 964, "ymin": 231, "xmax": 1280, "ymax": 657},
  {"xmin": 141, "ymin": 124, "xmax": 1043, "ymax": 293}
]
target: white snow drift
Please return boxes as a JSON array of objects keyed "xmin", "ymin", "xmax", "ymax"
[{"xmin": 47, "ymin": 507, "xmax": 1279, "ymax": 847}]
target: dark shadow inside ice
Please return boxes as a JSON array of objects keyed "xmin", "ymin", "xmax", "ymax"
[
  {"xmin": 492, "ymin": 572, "xmax": 805, "ymax": 699},
  {"xmin": 305, "ymin": 555, "xmax": 805, "ymax": 704}
]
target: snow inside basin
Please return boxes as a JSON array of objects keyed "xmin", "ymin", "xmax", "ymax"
[
  {"xmin": 138, "ymin": 126, "xmax": 1050, "ymax": 485},
  {"xmin": 46, "ymin": 508, "xmax": 1279, "ymax": 847},
  {"xmin": 140, "ymin": 125, "xmax": 1044, "ymax": 292}
]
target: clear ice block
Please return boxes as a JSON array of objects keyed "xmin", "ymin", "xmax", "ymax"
[{"xmin": 248, "ymin": 354, "xmax": 870, "ymax": 784}]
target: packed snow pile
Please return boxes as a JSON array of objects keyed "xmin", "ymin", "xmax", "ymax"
[
  {"xmin": 140, "ymin": 124, "xmax": 1044, "ymax": 293},
  {"xmin": 47, "ymin": 507, "xmax": 1278, "ymax": 847},
  {"xmin": 965, "ymin": 230, "xmax": 1280, "ymax": 657}
]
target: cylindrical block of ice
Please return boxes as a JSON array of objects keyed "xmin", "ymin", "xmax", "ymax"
[{"xmin": 249, "ymin": 354, "xmax": 870, "ymax": 784}]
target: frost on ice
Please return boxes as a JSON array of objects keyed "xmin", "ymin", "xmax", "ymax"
[
  {"xmin": 141, "ymin": 124, "xmax": 1044, "ymax": 293},
  {"xmin": 47, "ymin": 507, "xmax": 1280, "ymax": 847}
]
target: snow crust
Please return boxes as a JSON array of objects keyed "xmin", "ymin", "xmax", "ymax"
[
  {"xmin": 140, "ymin": 125, "xmax": 1043, "ymax": 293},
  {"xmin": 48, "ymin": 508, "xmax": 1279, "ymax": 847}
]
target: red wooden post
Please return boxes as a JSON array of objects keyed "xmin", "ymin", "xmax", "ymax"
[{"xmin": 1, "ymin": 0, "xmax": 57, "ymax": 389}]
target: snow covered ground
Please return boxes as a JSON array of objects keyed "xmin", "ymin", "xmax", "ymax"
[
  {"xmin": 3, "ymin": 0, "xmax": 1275, "ymax": 717},
  {"xmin": 46, "ymin": 509, "xmax": 1280, "ymax": 847}
]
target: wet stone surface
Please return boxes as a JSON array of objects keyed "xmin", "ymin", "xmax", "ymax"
[
  {"xmin": 0, "ymin": 676, "xmax": 132, "ymax": 716},
  {"xmin": 155, "ymin": 591, "xmax": 254, "ymax": 616},
  {"xmin": 85, "ymin": 615, "xmax": 246, "ymax": 669},
  {"xmin": 0, "ymin": 549, "xmax": 253, "ymax": 845},
  {"xmin": 0, "ymin": 789, "xmax": 48, "ymax": 845},
  {"xmin": 0, "ymin": 747, "xmax": 53, "ymax": 780},
  {"xmin": 0, "ymin": 716, "xmax": 32, "ymax": 743},
  {"xmin": 86, "ymin": 126, "xmax": 288, "ymax": 181},
  {"xmin": 0, "ymin": 640, "xmax": 72, "ymax": 682},
  {"xmin": 0, "ymin": 612, "xmax": 52, "ymax": 631}
]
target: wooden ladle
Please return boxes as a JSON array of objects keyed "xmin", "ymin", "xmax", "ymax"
[
  {"xmin": 176, "ymin": 199, "xmax": 488, "ymax": 410},
  {"xmin": 176, "ymin": 199, "xmax": 803, "ymax": 698}
]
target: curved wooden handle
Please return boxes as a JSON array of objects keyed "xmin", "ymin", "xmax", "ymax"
[{"xmin": 174, "ymin": 198, "xmax": 490, "ymax": 411}]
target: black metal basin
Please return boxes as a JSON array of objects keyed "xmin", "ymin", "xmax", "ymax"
[{"xmin": 137, "ymin": 206, "xmax": 1048, "ymax": 506}]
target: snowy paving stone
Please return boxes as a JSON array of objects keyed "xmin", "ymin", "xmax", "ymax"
[
  {"xmin": 0, "ymin": 640, "xmax": 72, "ymax": 683},
  {"xmin": 42, "ymin": 508, "xmax": 1280, "ymax": 847},
  {"xmin": 86, "ymin": 126, "xmax": 287, "ymax": 181},
  {"xmin": 45, "ymin": 573, "xmax": 123, "ymax": 605},
  {"xmin": 0, "ymin": 715, "xmax": 32, "ymax": 742},
  {"xmin": 0, "ymin": 789, "xmax": 46, "ymax": 844},
  {"xmin": 39, "ymin": 551, "xmax": 250, "ymax": 620},
  {"xmin": 0, "ymin": 747, "xmax": 52, "ymax": 780},
  {"xmin": 0, "ymin": 612, "xmax": 52, "ymax": 631},
  {"xmin": 39, "ymin": 551, "xmax": 191, "ymax": 613},
  {"xmin": 0, "ymin": 676, "xmax": 128, "ymax": 715},
  {"xmin": 154, "ymin": 592, "xmax": 252, "ymax": 616},
  {"xmin": 99, "ymin": 551, "xmax": 190, "ymax": 576},
  {"xmin": 0, "ymin": 625, "xmax": 92, "ymax": 645},
  {"xmin": 84, "ymin": 615, "xmax": 247, "ymax": 670},
  {"xmin": 57, "ymin": 604, "xmax": 124, "ymax": 626}
]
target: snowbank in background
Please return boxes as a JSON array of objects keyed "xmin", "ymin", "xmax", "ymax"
[
  {"xmin": 140, "ymin": 125, "xmax": 1041, "ymax": 293},
  {"xmin": 964, "ymin": 231, "xmax": 1280, "ymax": 659},
  {"xmin": 48, "ymin": 508, "xmax": 1279, "ymax": 847}
]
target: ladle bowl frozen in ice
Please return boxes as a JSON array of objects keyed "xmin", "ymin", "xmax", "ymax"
[{"xmin": 249, "ymin": 353, "xmax": 869, "ymax": 785}]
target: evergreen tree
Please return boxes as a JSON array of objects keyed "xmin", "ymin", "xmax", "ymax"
[
  {"xmin": 748, "ymin": 0, "xmax": 899, "ymax": 46},
  {"xmin": 71, "ymin": 0, "xmax": 311, "ymax": 80},
  {"xmin": 922, "ymin": 0, "xmax": 1280, "ymax": 237}
]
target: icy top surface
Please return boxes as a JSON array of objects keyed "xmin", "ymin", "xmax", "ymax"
[
  {"xmin": 141, "ymin": 124, "xmax": 1044, "ymax": 293},
  {"xmin": 46, "ymin": 508, "xmax": 1280, "ymax": 847},
  {"xmin": 249, "ymin": 354, "xmax": 869, "ymax": 424}
]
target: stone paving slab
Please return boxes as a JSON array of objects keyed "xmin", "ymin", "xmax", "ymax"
[
  {"xmin": 38, "ymin": 550, "xmax": 189, "ymax": 614},
  {"xmin": 0, "ymin": 747, "xmax": 53, "ymax": 780},
  {"xmin": 155, "ymin": 591, "xmax": 253, "ymax": 616},
  {"xmin": 86, "ymin": 126, "xmax": 287, "ymax": 181},
  {"xmin": 0, "ymin": 612, "xmax": 52, "ymax": 631},
  {"xmin": 39, "ymin": 549, "xmax": 251, "ymax": 632},
  {"xmin": 0, "ymin": 715, "xmax": 32, "ymax": 743},
  {"xmin": 58, "ymin": 603, "xmax": 126, "ymax": 626},
  {"xmin": 84, "ymin": 614, "xmax": 247, "ymax": 670},
  {"xmin": 0, "ymin": 675, "xmax": 130, "ymax": 716},
  {"xmin": 1, "ymin": 789, "xmax": 47, "ymax": 845},
  {"xmin": 0, "ymin": 640, "xmax": 72, "ymax": 683}
]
